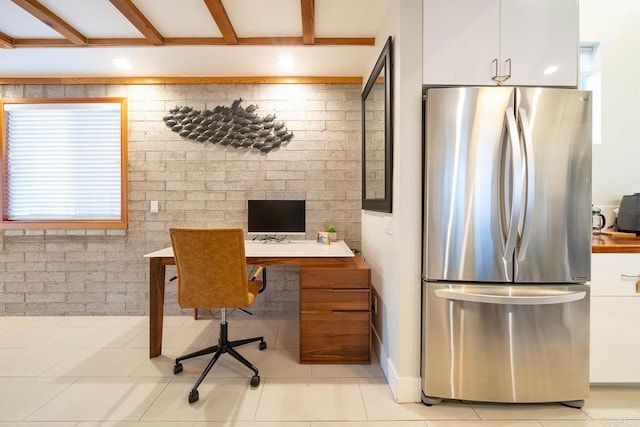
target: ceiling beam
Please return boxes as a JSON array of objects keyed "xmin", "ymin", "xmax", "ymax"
[
  {"xmin": 301, "ymin": 0, "xmax": 315, "ymax": 45},
  {"xmin": 203, "ymin": 0, "xmax": 238, "ymax": 45},
  {"xmin": 10, "ymin": 0, "xmax": 87, "ymax": 45},
  {"xmin": 109, "ymin": 0, "xmax": 163, "ymax": 45},
  {"xmin": 0, "ymin": 31, "xmax": 15, "ymax": 48}
]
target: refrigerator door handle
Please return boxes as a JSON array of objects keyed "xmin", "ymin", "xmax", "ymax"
[
  {"xmin": 517, "ymin": 107, "xmax": 536, "ymax": 262},
  {"xmin": 434, "ymin": 288, "xmax": 587, "ymax": 305},
  {"xmin": 503, "ymin": 108, "xmax": 523, "ymax": 263}
]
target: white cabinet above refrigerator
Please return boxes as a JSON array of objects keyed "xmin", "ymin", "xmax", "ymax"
[{"xmin": 423, "ymin": 0, "xmax": 579, "ymax": 87}]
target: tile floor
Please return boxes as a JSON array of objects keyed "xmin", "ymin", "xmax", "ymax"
[{"xmin": 0, "ymin": 313, "xmax": 639, "ymax": 426}]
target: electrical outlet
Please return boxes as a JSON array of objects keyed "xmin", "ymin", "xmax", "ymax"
[
  {"xmin": 150, "ymin": 200, "xmax": 159, "ymax": 213},
  {"xmin": 372, "ymin": 295, "xmax": 378, "ymax": 314}
]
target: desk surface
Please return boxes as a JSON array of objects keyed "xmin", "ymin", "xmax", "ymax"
[{"xmin": 144, "ymin": 239, "xmax": 355, "ymax": 259}]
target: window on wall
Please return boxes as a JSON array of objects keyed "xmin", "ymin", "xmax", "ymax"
[
  {"xmin": 579, "ymin": 43, "xmax": 601, "ymax": 145},
  {"xmin": 1, "ymin": 98, "xmax": 128, "ymax": 229}
]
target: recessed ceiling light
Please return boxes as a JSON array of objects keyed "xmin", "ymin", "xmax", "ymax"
[
  {"xmin": 277, "ymin": 55, "xmax": 295, "ymax": 72},
  {"xmin": 112, "ymin": 57, "xmax": 133, "ymax": 70},
  {"xmin": 543, "ymin": 65, "xmax": 559, "ymax": 75}
]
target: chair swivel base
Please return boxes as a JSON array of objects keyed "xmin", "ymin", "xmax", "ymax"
[{"xmin": 173, "ymin": 321, "xmax": 267, "ymax": 404}]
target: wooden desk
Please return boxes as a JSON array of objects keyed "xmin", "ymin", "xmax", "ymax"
[{"xmin": 143, "ymin": 240, "xmax": 356, "ymax": 358}]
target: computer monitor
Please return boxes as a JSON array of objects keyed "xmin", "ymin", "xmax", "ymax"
[{"xmin": 247, "ymin": 200, "xmax": 306, "ymax": 236}]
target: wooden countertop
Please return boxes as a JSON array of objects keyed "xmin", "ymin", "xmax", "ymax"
[{"xmin": 592, "ymin": 232, "xmax": 640, "ymax": 253}]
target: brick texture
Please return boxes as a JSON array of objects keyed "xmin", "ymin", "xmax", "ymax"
[{"xmin": 0, "ymin": 83, "xmax": 362, "ymax": 315}]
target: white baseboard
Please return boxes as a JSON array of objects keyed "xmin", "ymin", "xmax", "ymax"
[{"xmin": 372, "ymin": 325, "xmax": 422, "ymax": 403}]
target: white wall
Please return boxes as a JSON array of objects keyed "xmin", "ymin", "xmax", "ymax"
[
  {"xmin": 581, "ymin": 0, "xmax": 640, "ymax": 205},
  {"xmin": 362, "ymin": 0, "xmax": 423, "ymax": 402}
]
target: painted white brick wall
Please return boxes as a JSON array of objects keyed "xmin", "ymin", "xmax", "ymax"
[{"xmin": 0, "ymin": 83, "xmax": 362, "ymax": 316}]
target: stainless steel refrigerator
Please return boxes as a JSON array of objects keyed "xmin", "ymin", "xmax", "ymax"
[{"xmin": 421, "ymin": 87, "xmax": 592, "ymax": 407}]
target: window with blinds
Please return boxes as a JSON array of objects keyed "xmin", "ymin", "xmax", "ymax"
[
  {"xmin": 1, "ymin": 98, "xmax": 128, "ymax": 229},
  {"xmin": 579, "ymin": 43, "xmax": 601, "ymax": 145}
]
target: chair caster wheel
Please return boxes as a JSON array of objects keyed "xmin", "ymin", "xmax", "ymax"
[
  {"xmin": 259, "ymin": 341, "xmax": 267, "ymax": 351},
  {"xmin": 173, "ymin": 363, "xmax": 183, "ymax": 375},
  {"xmin": 188, "ymin": 389, "xmax": 199, "ymax": 404},
  {"xmin": 251, "ymin": 375, "xmax": 260, "ymax": 387}
]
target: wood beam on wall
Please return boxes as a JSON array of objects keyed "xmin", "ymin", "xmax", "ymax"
[
  {"xmin": 0, "ymin": 76, "xmax": 363, "ymax": 85},
  {"xmin": 10, "ymin": 0, "xmax": 87, "ymax": 45},
  {"xmin": 9, "ymin": 36, "xmax": 374, "ymax": 48},
  {"xmin": 109, "ymin": 0, "xmax": 164, "ymax": 45},
  {"xmin": 203, "ymin": 0, "xmax": 238, "ymax": 45}
]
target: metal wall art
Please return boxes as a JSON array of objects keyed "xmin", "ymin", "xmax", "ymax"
[{"xmin": 163, "ymin": 98, "xmax": 294, "ymax": 152}]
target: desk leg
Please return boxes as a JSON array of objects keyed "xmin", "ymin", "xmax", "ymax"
[{"xmin": 149, "ymin": 257, "xmax": 165, "ymax": 358}]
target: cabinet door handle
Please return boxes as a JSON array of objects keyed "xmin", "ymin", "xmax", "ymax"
[
  {"xmin": 492, "ymin": 58, "xmax": 512, "ymax": 86},
  {"xmin": 504, "ymin": 58, "xmax": 512, "ymax": 80},
  {"xmin": 621, "ymin": 274, "xmax": 640, "ymax": 279}
]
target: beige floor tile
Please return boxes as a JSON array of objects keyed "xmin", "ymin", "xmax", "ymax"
[
  {"xmin": 78, "ymin": 422, "xmax": 193, "ymax": 427},
  {"xmin": 581, "ymin": 387, "xmax": 640, "ymax": 420},
  {"xmin": 0, "ymin": 316, "xmax": 65, "ymax": 328},
  {"xmin": 27, "ymin": 377, "xmax": 169, "ymax": 422},
  {"xmin": 40, "ymin": 348, "xmax": 148, "ymax": 377},
  {"xmin": 118, "ymin": 316, "xmax": 149, "ymax": 329},
  {"xmin": 131, "ymin": 348, "xmax": 229, "ymax": 378},
  {"xmin": 427, "ymin": 421, "xmax": 545, "ymax": 427},
  {"xmin": 359, "ymin": 378, "xmax": 479, "ymax": 421},
  {"xmin": 126, "ymin": 325, "xmax": 211, "ymax": 351},
  {"xmin": 52, "ymin": 326, "xmax": 146, "ymax": 348},
  {"xmin": 255, "ymin": 377, "xmax": 367, "ymax": 421},
  {"xmin": 540, "ymin": 421, "xmax": 640, "ymax": 427},
  {"xmin": 311, "ymin": 359, "xmax": 385, "ymax": 378},
  {"xmin": 0, "ymin": 347, "xmax": 75, "ymax": 376},
  {"xmin": 162, "ymin": 316, "xmax": 192, "ymax": 328},
  {"xmin": 471, "ymin": 402, "xmax": 590, "ymax": 420},
  {"xmin": 196, "ymin": 422, "xmax": 310, "ymax": 427},
  {"xmin": 221, "ymin": 347, "xmax": 311, "ymax": 378},
  {"xmin": 0, "ymin": 377, "xmax": 75, "ymax": 421},
  {"xmin": 0, "ymin": 423, "xmax": 76, "ymax": 427},
  {"xmin": 313, "ymin": 422, "xmax": 427, "ymax": 427},
  {"xmin": 54, "ymin": 316, "xmax": 131, "ymax": 328},
  {"xmin": 0, "ymin": 327, "xmax": 69, "ymax": 348},
  {"xmin": 274, "ymin": 324, "xmax": 300, "ymax": 348},
  {"xmin": 142, "ymin": 377, "xmax": 263, "ymax": 421}
]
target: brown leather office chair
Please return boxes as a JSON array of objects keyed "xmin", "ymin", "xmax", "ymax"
[{"xmin": 169, "ymin": 227, "xmax": 267, "ymax": 404}]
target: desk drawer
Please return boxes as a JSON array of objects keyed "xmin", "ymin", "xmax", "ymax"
[
  {"xmin": 301, "ymin": 289, "xmax": 370, "ymax": 312},
  {"xmin": 300, "ymin": 262, "xmax": 370, "ymax": 289},
  {"xmin": 300, "ymin": 311, "xmax": 371, "ymax": 363}
]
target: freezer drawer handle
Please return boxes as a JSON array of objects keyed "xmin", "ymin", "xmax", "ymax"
[
  {"xmin": 434, "ymin": 289, "xmax": 586, "ymax": 305},
  {"xmin": 621, "ymin": 274, "xmax": 640, "ymax": 279}
]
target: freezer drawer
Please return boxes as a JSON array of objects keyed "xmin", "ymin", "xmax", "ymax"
[{"xmin": 422, "ymin": 282, "xmax": 590, "ymax": 404}]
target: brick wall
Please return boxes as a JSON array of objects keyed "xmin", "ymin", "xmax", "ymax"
[{"xmin": 0, "ymin": 83, "xmax": 362, "ymax": 316}]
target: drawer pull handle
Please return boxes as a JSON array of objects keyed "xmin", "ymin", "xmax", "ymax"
[{"xmin": 621, "ymin": 274, "xmax": 640, "ymax": 279}]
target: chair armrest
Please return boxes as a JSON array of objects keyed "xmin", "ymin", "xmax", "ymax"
[{"xmin": 250, "ymin": 265, "xmax": 265, "ymax": 281}]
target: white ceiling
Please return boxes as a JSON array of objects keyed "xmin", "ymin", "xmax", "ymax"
[{"xmin": 0, "ymin": 0, "xmax": 390, "ymax": 78}]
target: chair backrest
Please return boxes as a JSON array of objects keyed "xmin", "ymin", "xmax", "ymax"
[{"xmin": 169, "ymin": 227, "xmax": 252, "ymax": 309}]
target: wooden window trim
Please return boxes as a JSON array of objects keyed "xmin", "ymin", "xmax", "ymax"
[{"xmin": 0, "ymin": 97, "xmax": 128, "ymax": 230}]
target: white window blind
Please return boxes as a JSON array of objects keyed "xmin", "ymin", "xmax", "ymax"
[
  {"xmin": 579, "ymin": 42, "xmax": 601, "ymax": 145},
  {"xmin": 4, "ymin": 102, "xmax": 122, "ymax": 221}
]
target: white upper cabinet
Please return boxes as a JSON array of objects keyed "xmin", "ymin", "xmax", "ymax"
[{"xmin": 423, "ymin": 0, "xmax": 579, "ymax": 87}]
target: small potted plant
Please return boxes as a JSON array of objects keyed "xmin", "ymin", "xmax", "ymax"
[{"xmin": 326, "ymin": 224, "xmax": 337, "ymax": 242}]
